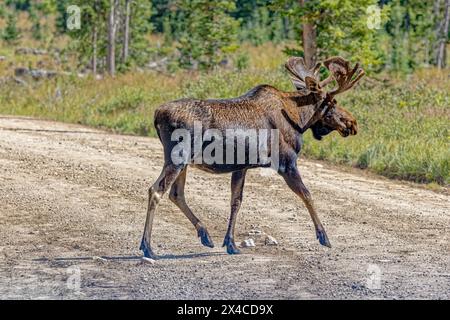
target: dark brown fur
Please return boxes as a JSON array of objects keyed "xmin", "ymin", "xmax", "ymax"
[{"xmin": 140, "ymin": 57, "xmax": 364, "ymax": 258}]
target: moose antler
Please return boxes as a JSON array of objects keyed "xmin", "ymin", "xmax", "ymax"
[
  {"xmin": 321, "ymin": 56, "xmax": 365, "ymax": 97},
  {"xmin": 285, "ymin": 57, "xmax": 322, "ymax": 92}
]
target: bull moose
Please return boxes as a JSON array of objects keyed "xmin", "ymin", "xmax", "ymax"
[{"xmin": 140, "ymin": 56, "xmax": 364, "ymax": 258}]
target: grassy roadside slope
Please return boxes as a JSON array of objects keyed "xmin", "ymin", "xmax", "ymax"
[{"xmin": 0, "ymin": 45, "xmax": 448, "ymax": 185}]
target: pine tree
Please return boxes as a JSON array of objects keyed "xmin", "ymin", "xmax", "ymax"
[
  {"xmin": 5, "ymin": 0, "xmax": 31, "ymax": 11},
  {"xmin": 29, "ymin": 5, "xmax": 43, "ymax": 40},
  {"xmin": 270, "ymin": 13, "xmax": 285, "ymax": 44},
  {"xmin": 162, "ymin": 14, "xmax": 173, "ymax": 43},
  {"xmin": 58, "ymin": 0, "xmax": 153, "ymax": 74},
  {"xmin": 177, "ymin": 0, "xmax": 239, "ymax": 70},
  {"xmin": 234, "ymin": 0, "xmax": 295, "ymax": 45},
  {"xmin": 435, "ymin": 0, "xmax": 450, "ymax": 68},
  {"xmin": 385, "ymin": 0, "xmax": 440, "ymax": 72},
  {"xmin": 55, "ymin": 0, "xmax": 72, "ymax": 34},
  {"xmin": 59, "ymin": 0, "xmax": 107, "ymax": 72},
  {"xmin": 151, "ymin": 0, "xmax": 177, "ymax": 33},
  {"xmin": 0, "ymin": 4, "xmax": 6, "ymax": 18},
  {"xmin": 2, "ymin": 12, "xmax": 21, "ymax": 44},
  {"xmin": 274, "ymin": 0, "xmax": 389, "ymax": 72},
  {"xmin": 126, "ymin": 0, "xmax": 153, "ymax": 67}
]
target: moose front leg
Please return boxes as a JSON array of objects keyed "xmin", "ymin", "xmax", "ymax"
[
  {"xmin": 280, "ymin": 166, "xmax": 331, "ymax": 248},
  {"xmin": 223, "ymin": 169, "xmax": 247, "ymax": 254}
]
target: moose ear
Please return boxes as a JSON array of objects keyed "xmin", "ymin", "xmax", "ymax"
[
  {"xmin": 290, "ymin": 78, "xmax": 307, "ymax": 91},
  {"xmin": 281, "ymin": 102, "xmax": 319, "ymax": 133}
]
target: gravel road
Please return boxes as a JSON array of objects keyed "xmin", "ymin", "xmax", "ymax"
[{"xmin": 0, "ymin": 116, "xmax": 448, "ymax": 299}]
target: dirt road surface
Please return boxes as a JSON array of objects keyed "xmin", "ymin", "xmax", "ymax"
[{"xmin": 0, "ymin": 116, "xmax": 448, "ymax": 299}]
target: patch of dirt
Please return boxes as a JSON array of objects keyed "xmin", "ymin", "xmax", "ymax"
[{"xmin": 0, "ymin": 116, "xmax": 448, "ymax": 299}]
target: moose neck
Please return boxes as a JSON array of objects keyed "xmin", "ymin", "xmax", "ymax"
[
  {"xmin": 287, "ymin": 90, "xmax": 319, "ymax": 106},
  {"xmin": 281, "ymin": 91, "xmax": 325, "ymax": 134}
]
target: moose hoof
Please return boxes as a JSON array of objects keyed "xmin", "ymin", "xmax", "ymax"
[
  {"xmin": 316, "ymin": 229, "xmax": 332, "ymax": 248},
  {"xmin": 140, "ymin": 240, "xmax": 157, "ymax": 259},
  {"xmin": 198, "ymin": 227, "xmax": 214, "ymax": 248},
  {"xmin": 226, "ymin": 243, "xmax": 241, "ymax": 255},
  {"xmin": 223, "ymin": 239, "xmax": 241, "ymax": 255}
]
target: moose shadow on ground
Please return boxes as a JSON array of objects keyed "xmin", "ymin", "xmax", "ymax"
[{"xmin": 33, "ymin": 251, "xmax": 228, "ymax": 263}]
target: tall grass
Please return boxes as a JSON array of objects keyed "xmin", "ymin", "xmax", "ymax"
[{"xmin": 0, "ymin": 43, "xmax": 448, "ymax": 185}]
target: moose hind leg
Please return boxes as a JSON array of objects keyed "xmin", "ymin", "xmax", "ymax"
[
  {"xmin": 169, "ymin": 167, "xmax": 214, "ymax": 248},
  {"xmin": 140, "ymin": 164, "xmax": 184, "ymax": 259},
  {"xmin": 223, "ymin": 170, "xmax": 247, "ymax": 255},
  {"xmin": 281, "ymin": 167, "xmax": 331, "ymax": 248}
]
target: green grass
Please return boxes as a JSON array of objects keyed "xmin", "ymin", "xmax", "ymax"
[
  {"xmin": 302, "ymin": 75, "xmax": 449, "ymax": 185},
  {"xmin": 0, "ymin": 52, "xmax": 448, "ymax": 185}
]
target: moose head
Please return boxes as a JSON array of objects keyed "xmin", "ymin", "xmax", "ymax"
[{"xmin": 285, "ymin": 56, "xmax": 365, "ymax": 140}]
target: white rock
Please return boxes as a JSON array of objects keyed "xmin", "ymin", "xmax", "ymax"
[
  {"xmin": 248, "ymin": 229, "xmax": 262, "ymax": 236},
  {"xmin": 265, "ymin": 235, "xmax": 278, "ymax": 246},
  {"xmin": 92, "ymin": 256, "xmax": 108, "ymax": 263},
  {"xmin": 141, "ymin": 257, "xmax": 156, "ymax": 264},
  {"xmin": 241, "ymin": 239, "xmax": 256, "ymax": 248}
]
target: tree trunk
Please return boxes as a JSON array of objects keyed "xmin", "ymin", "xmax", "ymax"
[
  {"xmin": 436, "ymin": 0, "xmax": 450, "ymax": 68},
  {"xmin": 92, "ymin": 24, "xmax": 97, "ymax": 75},
  {"xmin": 92, "ymin": 0, "xmax": 98, "ymax": 75},
  {"xmin": 434, "ymin": 0, "xmax": 442, "ymax": 18},
  {"xmin": 122, "ymin": 0, "xmax": 131, "ymax": 63},
  {"xmin": 434, "ymin": 0, "xmax": 443, "ymax": 66},
  {"xmin": 107, "ymin": 0, "xmax": 118, "ymax": 76},
  {"xmin": 299, "ymin": 0, "xmax": 317, "ymax": 68}
]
